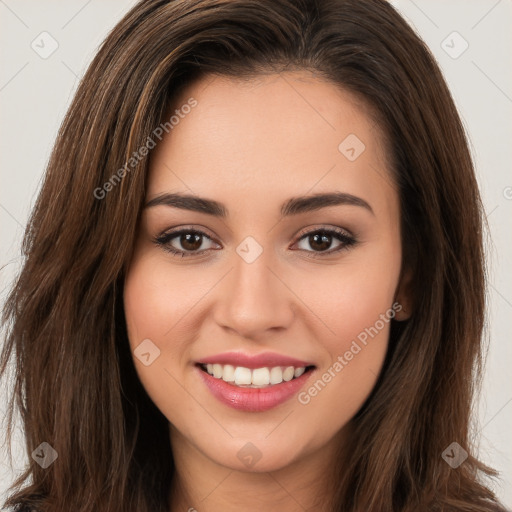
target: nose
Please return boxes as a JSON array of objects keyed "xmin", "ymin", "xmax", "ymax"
[{"xmin": 213, "ymin": 247, "xmax": 295, "ymax": 340}]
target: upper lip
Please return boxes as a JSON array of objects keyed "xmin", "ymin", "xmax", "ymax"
[{"xmin": 196, "ymin": 351, "xmax": 315, "ymax": 369}]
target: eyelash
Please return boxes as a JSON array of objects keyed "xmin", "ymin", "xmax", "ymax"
[{"xmin": 152, "ymin": 226, "xmax": 357, "ymax": 259}]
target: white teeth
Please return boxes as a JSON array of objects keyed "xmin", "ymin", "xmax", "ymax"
[
  {"xmin": 202, "ymin": 363, "xmax": 310, "ymax": 387},
  {"xmin": 282, "ymin": 366, "xmax": 294, "ymax": 382},
  {"xmin": 234, "ymin": 366, "xmax": 252, "ymax": 385},
  {"xmin": 221, "ymin": 364, "xmax": 235, "ymax": 382},
  {"xmin": 294, "ymin": 367, "xmax": 305, "ymax": 378},
  {"xmin": 269, "ymin": 367, "xmax": 283, "ymax": 385},
  {"xmin": 213, "ymin": 364, "xmax": 223, "ymax": 379},
  {"xmin": 252, "ymin": 367, "xmax": 270, "ymax": 386}
]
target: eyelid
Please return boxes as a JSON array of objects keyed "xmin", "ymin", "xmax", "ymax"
[
  {"xmin": 153, "ymin": 226, "xmax": 220, "ymax": 254},
  {"xmin": 153, "ymin": 224, "xmax": 357, "ymax": 258},
  {"xmin": 293, "ymin": 224, "xmax": 354, "ymax": 241},
  {"xmin": 291, "ymin": 226, "xmax": 357, "ymax": 259}
]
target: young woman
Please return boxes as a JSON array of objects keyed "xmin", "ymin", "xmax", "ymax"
[{"xmin": 1, "ymin": 0, "xmax": 508, "ymax": 511}]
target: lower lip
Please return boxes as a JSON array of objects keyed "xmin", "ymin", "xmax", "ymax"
[{"xmin": 196, "ymin": 365, "xmax": 315, "ymax": 412}]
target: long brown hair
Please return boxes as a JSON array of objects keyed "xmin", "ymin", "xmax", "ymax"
[{"xmin": 1, "ymin": 0, "xmax": 506, "ymax": 510}]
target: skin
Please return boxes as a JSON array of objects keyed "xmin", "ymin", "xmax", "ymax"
[{"xmin": 123, "ymin": 71, "xmax": 411, "ymax": 512}]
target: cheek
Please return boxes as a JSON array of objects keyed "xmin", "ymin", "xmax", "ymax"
[
  {"xmin": 292, "ymin": 244, "xmax": 400, "ymax": 415},
  {"xmin": 302, "ymin": 247, "xmax": 401, "ymax": 354},
  {"xmin": 123, "ymin": 250, "xmax": 235, "ymax": 419},
  {"xmin": 123, "ymin": 254, "xmax": 200, "ymax": 421},
  {"xmin": 123, "ymin": 252, "xmax": 204, "ymax": 349}
]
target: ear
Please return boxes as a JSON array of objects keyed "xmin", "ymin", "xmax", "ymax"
[{"xmin": 393, "ymin": 266, "xmax": 414, "ymax": 321}]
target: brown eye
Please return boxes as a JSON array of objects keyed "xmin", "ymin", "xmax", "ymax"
[
  {"xmin": 179, "ymin": 232, "xmax": 203, "ymax": 251},
  {"xmin": 295, "ymin": 228, "xmax": 356, "ymax": 256},
  {"xmin": 153, "ymin": 226, "xmax": 357, "ymax": 259},
  {"xmin": 153, "ymin": 229, "xmax": 219, "ymax": 257},
  {"xmin": 304, "ymin": 232, "xmax": 334, "ymax": 252}
]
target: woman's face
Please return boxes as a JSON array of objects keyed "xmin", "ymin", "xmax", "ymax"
[{"xmin": 124, "ymin": 71, "xmax": 409, "ymax": 473}]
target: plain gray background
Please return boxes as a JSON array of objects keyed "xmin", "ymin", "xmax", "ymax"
[{"xmin": 1, "ymin": 0, "xmax": 511, "ymax": 507}]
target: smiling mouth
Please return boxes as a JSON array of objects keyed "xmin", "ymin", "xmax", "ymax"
[{"xmin": 197, "ymin": 363, "xmax": 316, "ymax": 388}]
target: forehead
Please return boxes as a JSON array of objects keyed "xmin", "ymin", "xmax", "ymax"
[{"xmin": 147, "ymin": 72, "xmax": 395, "ymax": 218}]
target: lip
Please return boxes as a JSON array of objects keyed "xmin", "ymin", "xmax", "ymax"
[
  {"xmin": 196, "ymin": 351, "xmax": 314, "ymax": 369},
  {"xmin": 196, "ymin": 365, "xmax": 316, "ymax": 412}
]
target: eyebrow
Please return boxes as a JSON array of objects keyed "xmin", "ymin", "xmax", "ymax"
[{"xmin": 144, "ymin": 191, "xmax": 374, "ymax": 217}]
